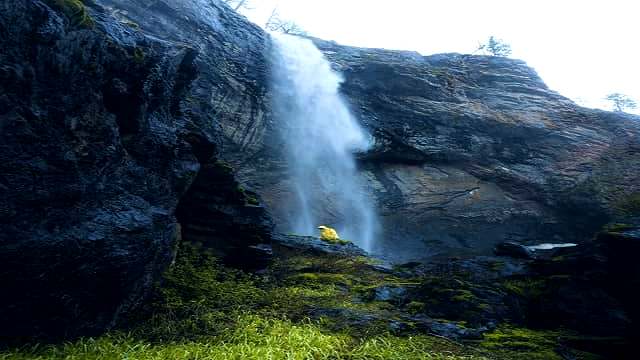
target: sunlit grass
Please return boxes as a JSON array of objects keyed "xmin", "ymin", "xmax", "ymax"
[
  {"xmin": 1, "ymin": 315, "xmax": 486, "ymax": 360},
  {"xmin": 0, "ymin": 242, "xmax": 520, "ymax": 359}
]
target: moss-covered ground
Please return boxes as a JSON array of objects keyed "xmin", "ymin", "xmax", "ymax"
[
  {"xmin": 44, "ymin": 0, "xmax": 94, "ymax": 28},
  {"xmin": 0, "ymin": 242, "xmax": 600, "ymax": 359}
]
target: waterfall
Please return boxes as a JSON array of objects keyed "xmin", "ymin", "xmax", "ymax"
[{"xmin": 270, "ymin": 34, "xmax": 377, "ymax": 251}]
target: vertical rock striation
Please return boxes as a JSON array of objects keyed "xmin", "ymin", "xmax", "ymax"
[{"xmin": 0, "ymin": 0, "xmax": 271, "ymax": 340}]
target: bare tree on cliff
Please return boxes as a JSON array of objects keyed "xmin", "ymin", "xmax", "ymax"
[
  {"xmin": 264, "ymin": 8, "xmax": 308, "ymax": 36},
  {"xmin": 476, "ymin": 36, "xmax": 512, "ymax": 57},
  {"xmin": 605, "ymin": 93, "xmax": 638, "ymax": 113},
  {"xmin": 222, "ymin": 0, "xmax": 251, "ymax": 11}
]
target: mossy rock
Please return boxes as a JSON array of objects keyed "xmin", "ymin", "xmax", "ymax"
[
  {"xmin": 604, "ymin": 223, "xmax": 636, "ymax": 233},
  {"xmin": 614, "ymin": 192, "xmax": 640, "ymax": 215},
  {"xmin": 451, "ymin": 289, "xmax": 477, "ymax": 303},
  {"xmin": 502, "ymin": 278, "xmax": 548, "ymax": 298},
  {"xmin": 133, "ymin": 47, "xmax": 145, "ymax": 63},
  {"xmin": 406, "ymin": 301, "xmax": 425, "ymax": 315},
  {"xmin": 214, "ymin": 159, "xmax": 234, "ymax": 174},
  {"xmin": 46, "ymin": 0, "xmax": 94, "ymax": 28},
  {"xmin": 1, "ymin": 241, "xmax": 608, "ymax": 359},
  {"xmin": 234, "ymin": 184, "xmax": 261, "ymax": 205}
]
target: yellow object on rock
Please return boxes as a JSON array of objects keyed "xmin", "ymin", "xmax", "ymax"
[{"xmin": 317, "ymin": 225, "xmax": 340, "ymax": 243}]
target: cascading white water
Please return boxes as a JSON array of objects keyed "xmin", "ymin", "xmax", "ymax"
[{"xmin": 270, "ymin": 34, "xmax": 377, "ymax": 251}]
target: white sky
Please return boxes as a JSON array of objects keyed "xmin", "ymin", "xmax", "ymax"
[{"xmin": 239, "ymin": 0, "xmax": 640, "ymax": 114}]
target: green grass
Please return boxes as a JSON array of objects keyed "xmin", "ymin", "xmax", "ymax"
[
  {"xmin": 0, "ymin": 319, "xmax": 485, "ymax": 359},
  {"xmin": 604, "ymin": 223, "xmax": 635, "ymax": 233},
  {"xmin": 0, "ymin": 242, "xmax": 488, "ymax": 359},
  {"xmin": 612, "ymin": 191, "xmax": 640, "ymax": 216},
  {"xmin": 502, "ymin": 278, "xmax": 547, "ymax": 298},
  {"xmin": 0, "ymin": 242, "xmax": 581, "ymax": 359}
]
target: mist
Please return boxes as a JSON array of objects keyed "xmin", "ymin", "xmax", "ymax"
[{"xmin": 269, "ymin": 34, "xmax": 378, "ymax": 251}]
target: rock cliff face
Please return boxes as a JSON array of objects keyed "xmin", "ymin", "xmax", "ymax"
[
  {"xmin": 231, "ymin": 38, "xmax": 640, "ymax": 261},
  {"xmin": 0, "ymin": 0, "xmax": 271, "ymax": 339},
  {"xmin": 1, "ymin": 0, "xmax": 638, "ymax": 341}
]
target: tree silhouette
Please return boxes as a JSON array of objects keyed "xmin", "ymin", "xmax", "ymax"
[
  {"xmin": 264, "ymin": 8, "xmax": 308, "ymax": 35},
  {"xmin": 476, "ymin": 36, "xmax": 512, "ymax": 57},
  {"xmin": 222, "ymin": 0, "xmax": 251, "ymax": 11},
  {"xmin": 605, "ymin": 93, "xmax": 637, "ymax": 113}
]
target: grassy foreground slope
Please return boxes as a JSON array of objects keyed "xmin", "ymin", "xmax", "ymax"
[{"xmin": 0, "ymin": 242, "xmax": 587, "ymax": 359}]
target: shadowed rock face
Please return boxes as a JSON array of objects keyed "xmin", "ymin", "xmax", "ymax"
[
  {"xmin": 1, "ymin": 0, "xmax": 639, "ymax": 341},
  {"xmin": 0, "ymin": 0, "xmax": 270, "ymax": 340}
]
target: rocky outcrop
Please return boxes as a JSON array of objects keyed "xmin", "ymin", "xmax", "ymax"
[
  {"xmin": 0, "ymin": 0, "xmax": 270, "ymax": 340},
  {"xmin": 317, "ymin": 42, "xmax": 640, "ymax": 261},
  {"xmin": 176, "ymin": 161, "xmax": 273, "ymax": 269},
  {"xmin": 273, "ymin": 234, "xmax": 367, "ymax": 257}
]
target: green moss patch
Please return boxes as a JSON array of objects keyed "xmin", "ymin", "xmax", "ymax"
[
  {"xmin": 0, "ymin": 242, "xmax": 488, "ymax": 359},
  {"xmin": 614, "ymin": 192, "xmax": 640, "ymax": 215},
  {"xmin": 45, "ymin": 0, "xmax": 94, "ymax": 28},
  {"xmin": 502, "ymin": 278, "xmax": 548, "ymax": 298}
]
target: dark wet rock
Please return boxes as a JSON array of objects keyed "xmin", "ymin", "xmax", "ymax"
[
  {"xmin": 175, "ymin": 161, "xmax": 273, "ymax": 269},
  {"xmin": 371, "ymin": 262, "xmax": 395, "ymax": 274},
  {"xmin": 374, "ymin": 285, "xmax": 408, "ymax": 303},
  {"xmin": 490, "ymin": 225, "xmax": 640, "ymax": 341},
  {"xmin": 393, "ymin": 244, "xmax": 634, "ymax": 346},
  {"xmin": 249, "ymin": 244, "xmax": 274, "ymax": 257},
  {"xmin": 311, "ymin": 304, "xmax": 487, "ymax": 340},
  {"xmin": 387, "ymin": 320, "xmax": 408, "ymax": 334},
  {"xmin": 494, "ymin": 241, "xmax": 534, "ymax": 259},
  {"xmin": 596, "ymin": 224, "xmax": 640, "ymax": 340},
  {"xmin": 272, "ymin": 234, "xmax": 367, "ymax": 257},
  {"xmin": 0, "ymin": 0, "xmax": 270, "ymax": 341}
]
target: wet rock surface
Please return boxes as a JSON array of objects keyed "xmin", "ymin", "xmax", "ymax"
[
  {"xmin": 0, "ymin": 0, "xmax": 269, "ymax": 340},
  {"xmin": 270, "ymin": 225, "xmax": 638, "ymax": 356},
  {"xmin": 273, "ymin": 234, "xmax": 367, "ymax": 257}
]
